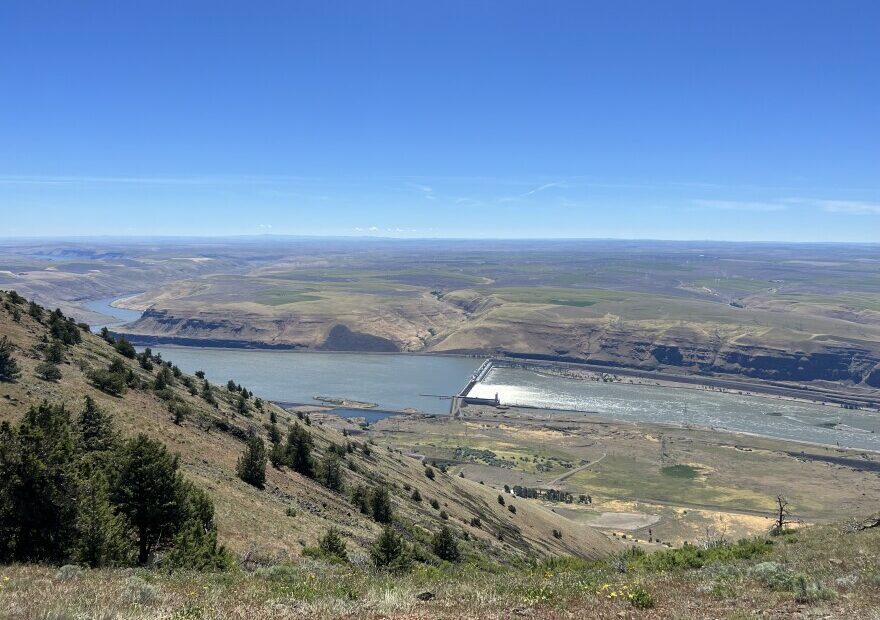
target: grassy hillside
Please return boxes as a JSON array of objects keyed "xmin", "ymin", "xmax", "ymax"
[
  {"xmin": 2, "ymin": 289, "xmax": 879, "ymax": 618},
  {"xmin": 0, "ymin": 290, "xmax": 616, "ymax": 564},
  {"xmin": 2, "ymin": 521, "xmax": 878, "ymax": 618}
]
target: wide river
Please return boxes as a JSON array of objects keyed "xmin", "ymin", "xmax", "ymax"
[
  {"xmin": 468, "ymin": 366, "xmax": 879, "ymax": 451},
  {"xmin": 86, "ymin": 296, "xmax": 879, "ymax": 449},
  {"xmin": 152, "ymin": 347, "xmax": 480, "ymax": 415}
]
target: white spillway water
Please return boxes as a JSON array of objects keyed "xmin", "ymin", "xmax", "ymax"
[{"xmin": 467, "ymin": 366, "xmax": 880, "ymax": 451}]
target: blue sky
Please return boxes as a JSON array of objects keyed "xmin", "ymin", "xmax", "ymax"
[{"xmin": 1, "ymin": 1, "xmax": 878, "ymax": 241}]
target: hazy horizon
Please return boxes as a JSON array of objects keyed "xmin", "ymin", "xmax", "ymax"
[{"xmin": 2, "ymin": 233, "xmax": 880, "ymax": 246}]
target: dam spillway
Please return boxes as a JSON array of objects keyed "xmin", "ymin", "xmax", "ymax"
[{"xmin": 451, "ymin": 358, "xmax": 500, "ymax": 414}]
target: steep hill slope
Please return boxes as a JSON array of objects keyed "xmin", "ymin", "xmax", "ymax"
[{"xmin": 0, "ymin": 290, "xmax": 617, "ymax": 564}]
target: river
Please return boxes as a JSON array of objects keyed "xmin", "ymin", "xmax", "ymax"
[
  {"xmin": 86, "ymin": 296, "xmax": 878, "ymax": 449},
  {"xmin": 468, "ymin": 366, "xmax": 879, "ymax": 451},
  {"xmin": 153, "ymin": 346, "xmax": 480, "ymax": 415},
  {"xmin": 83, "ymin": 295, "xmax": 144, "ymax": 332}
]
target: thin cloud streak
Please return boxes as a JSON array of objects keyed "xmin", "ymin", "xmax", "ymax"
[
  {"xmin": 691, "ymin": 199, "xmax": 788, "ymax": 212},
  {"xmin": 814, "ymin": 200, "xmax": 880, "ymax": 215}
]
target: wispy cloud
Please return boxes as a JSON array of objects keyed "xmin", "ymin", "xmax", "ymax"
[
  {"xmin": 454, "ymin": 197, "xmax": 482, "ymax": 206},
  {"xmin": 405, "ymin": 182, "xmax": 436, "ymax": 200},
  {"xmin": 809, "ymin": 200, "xmax": 880, "ymax": 215},
  {"xmin": 497, "ymin": 181, "xmax": 567, "ymax": 204},
  {"xmin": 521, "ymin": 182, "xmax": 561, "ymax": 197},
  {"xmin": 691, "ymin": 199, "xmax": 788, "ymax": 212}
]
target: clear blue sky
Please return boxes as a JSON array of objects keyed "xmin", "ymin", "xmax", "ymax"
[{"xmin": 1, "ymin": 1, "xmax": 878, "ymax": 241}]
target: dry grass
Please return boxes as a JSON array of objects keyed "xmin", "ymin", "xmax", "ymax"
[{"xmin": 1, "ymin": 525, "xmax": 879, "ymax": 619}]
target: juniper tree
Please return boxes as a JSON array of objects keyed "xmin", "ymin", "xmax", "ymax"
[
  {"xmin": 44, "ymin": 339, "xmax": 65, "ymax": 363},
  {"xmin": 28, "ymin": 300, "xmax": 42, "ymax": 321},
  {"xmin": 235, "ymin": 393, "xmax": 249, "ymax": 416},
  {"xmin": 350, "ymin": 484, "xmax": 370, "ymax": 514},
  {"xmin": 0, "ymin": 402, "xmax": 79, "ymax": 562},
  {"xmin": 432, "ymin": 525, "xmax": 460, "ymax": 562},
  {"xmin": 320, "ymin": 451, "xmax": 344, "ymax": 492},
  {"xmin": 285, "ymin": 423, "xmax": 314, "ymax": 477},
  {"xmin": 78, "ymin": 397, "xmax": 116, "ymax": 455},
  {"xmin": 138, "ymin": 352, "xmax": 154, "ymax": 371},
  {"xmin": 154, "ymin": 367, "xmax": 168, "ymax": 390},
  {"xmin": 318, "ymin": 526, "xmax": 347, "ymax": 560},
  {"xmin": 0, "ymin": 399, "xmax": 227, "ymax": 569},
  {"xmin": 371, "ymin": 485, "xmax": 393, "ymax": 523},
  {"xmin": 267, "ymin": 422, "xmax": 281, "ymax": 446},
  {"xmin": 35, "ymin": 361, "xmax": 62, "ymax": 382},
  {"xmin": 49, "ymin": 310, "xmax": 81, "ymax": 345},
  {"xmin": 0, "ymin": 336, "xmax": 21, "ymax": 382},
  {"xmin": 88, "ymin": 360, "xmax": 129, "ymax": 396},
  {"xmin": 166, "ymin": 481, "xmax": 230, "ymax": 570},
  {"xmin": 236, "ymin": 434, "xmax": 267, "ymax": 489},
  {"xmin": 111, "ymin": 434, "xmax": 184, "ymax": 565},
  {"xmin": 201, "ymin": 379, "xmax": 216, "ymax": 405},
  {"xmin": 370, "ymin": 526, "xmax": 408, "ymax": 570},
  {"xmin": 73, "ymin": 472, "xmax": 130, "ymax": 567},
  {"xmin": 114, "ymin": 337, "xmax": 136, "ymax": 359},
  {"xmin": 269, "ymin": 442, "xmax": 285, "ymax": 468}
]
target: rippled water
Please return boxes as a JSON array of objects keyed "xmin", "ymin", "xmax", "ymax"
[{"xmin": 468, "ymin": 367, "xmax": 880, "ymax": 451}]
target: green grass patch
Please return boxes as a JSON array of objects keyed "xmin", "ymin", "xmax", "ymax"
[{"xmin": 661, "ymin": 464, "xmax": 701, "ymax": 479}]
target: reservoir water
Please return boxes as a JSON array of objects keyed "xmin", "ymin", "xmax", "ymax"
[
  {"xmin": 152, "ymin": 346, "xmax": 481, "ymax": 415},
  {"xmin": 468, "ymin": 366, "xmax": 880, "ymax": 451},
  {"xmin": 87, "ymin": 296, "xmax": 879, "ymax": 449}
]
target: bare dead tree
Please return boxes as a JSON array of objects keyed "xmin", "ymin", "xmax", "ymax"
[{"xmin": 773, "ymin": 495, "xmax": 791, "ymax": 533}]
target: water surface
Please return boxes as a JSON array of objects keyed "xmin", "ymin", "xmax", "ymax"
[
  {"xmin": 468, "ymin": 366, "xmax": 880, "ymax": 451},
  {"xmin": 153, "ymin": 347, "xmax": 480, "ymax": 415},
  {"xmin": 83, "ymin": 296, "xmax": 144, "ymax": 332}
]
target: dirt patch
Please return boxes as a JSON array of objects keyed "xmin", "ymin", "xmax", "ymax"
[{"xmin": 588, "ymin": 511, "xmax": 661, "ymax": 530}]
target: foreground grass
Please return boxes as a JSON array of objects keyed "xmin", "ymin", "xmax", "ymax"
[{"xmin": 2, "ymin": 525, "xmax": 879, "ymax": 619}]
